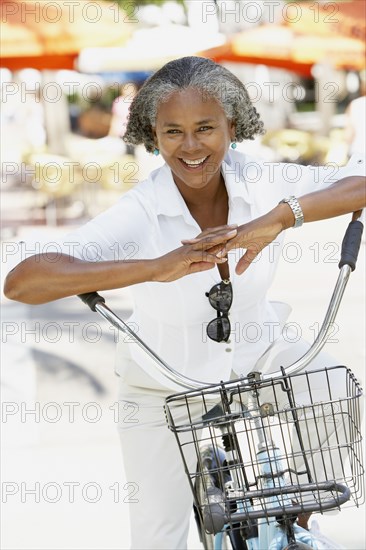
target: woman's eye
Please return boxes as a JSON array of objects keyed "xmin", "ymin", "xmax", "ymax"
[
  {"xmin": 198, "ymin": 126, "xmax": 212, "ymax": 132},
  {"xmin": 167, "ymin": 129, "xmax": 181, "ymax": 134}
]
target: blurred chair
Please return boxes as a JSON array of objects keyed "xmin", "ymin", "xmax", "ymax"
[
  {"xmin": 62, "ymin": 153, "xmax": 138, "ymax": 218},
  {"xmin": 261, "ymin": 129, "xmax": 314, "ymax": 163},
  {"xmin": 28, "ymin": 153, "xmax": 83, "ymax": 225},
  {"xmin": 261, "ymin": 128, "xmax": 339, "ymax": 165},
  {"xmin": 98, "ymin": 154, "xmax": 137, "ymax": 192}
]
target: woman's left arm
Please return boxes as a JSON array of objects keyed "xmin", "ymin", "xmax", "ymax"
[
  {"xmin": 184, "ymin": 175, "xmax": 365, "ymax": 275},
  {"xmin": 230, "ymin": 174, "xmax": 365, "ymax": 274},
  {"xmin": 282, "ymin": 175, "xmax": 365, "ymax": 225}
]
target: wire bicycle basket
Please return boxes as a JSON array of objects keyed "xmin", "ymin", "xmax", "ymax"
[{"xmin": 165, "ymin": 365, "xmax": 364, "ymax": 536}]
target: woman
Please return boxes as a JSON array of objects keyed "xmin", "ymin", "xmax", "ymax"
[{"xmin": 4, "ymin": 57, "xmax": 365, "ymax": 549}]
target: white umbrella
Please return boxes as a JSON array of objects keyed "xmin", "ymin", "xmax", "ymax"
[{"xmin": 78, "ymin": 24, "xmax": 225, "ymax": 73}]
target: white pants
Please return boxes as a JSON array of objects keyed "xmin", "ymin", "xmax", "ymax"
[{"xmin": 116, "ymin": 339, "xmax": 353, "ymax": 550}]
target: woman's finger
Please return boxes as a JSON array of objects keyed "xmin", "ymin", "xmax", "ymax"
[
  {"xmin": 191, "ymin": 250, "xmax": 228, "ymax": 264},
  {"xmin": 181, "ymin": 228, "xmax": 238, "ymax": 248},
  {"xmin": 181, "ymin": 224, "xmax": 238, "ymax": 244},
  {"xmin": 188, "ymin": 261, "xmax": 216, "ymax": 274},
  {"xmin": 235, "ymin": 247, "xmax": 261, "ymax": 275}
]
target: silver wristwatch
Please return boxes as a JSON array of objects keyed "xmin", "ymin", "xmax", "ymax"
[{"xmin": 279, "ymin": 196, "xmax": 304, "ymax": 228}]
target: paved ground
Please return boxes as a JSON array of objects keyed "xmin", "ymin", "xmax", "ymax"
[{"xmin": 1, "ymin": 208, "xmax": 365, "ymax": 549}]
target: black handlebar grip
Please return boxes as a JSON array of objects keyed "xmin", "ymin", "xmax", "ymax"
[
  {"xmin": 78, "ymin": 292, "xmax": 105, "ymax": 311},
  {"xmin": 338, "ymin": 220, "xmax": 364, "ymax": 271}
]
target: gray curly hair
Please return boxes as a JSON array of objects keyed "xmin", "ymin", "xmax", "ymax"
[{"xmin": 123, "ymin": 56, "xmax": 265, "ymax": 153}]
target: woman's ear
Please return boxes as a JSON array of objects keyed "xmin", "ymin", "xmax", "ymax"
[
  {"xmin": 152, "ymin": 127, "xmax": 158, "ymax": 147},
  {"xmin": 229, "ymin": 120, "xmax": 236, "ymax": 141}
]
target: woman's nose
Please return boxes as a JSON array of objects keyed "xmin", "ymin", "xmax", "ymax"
[{"xmin": 181, "ymin": 132, "xmax": 200, "ymax": 153}]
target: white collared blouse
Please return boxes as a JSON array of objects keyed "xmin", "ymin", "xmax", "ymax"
[{"xmin": 62, "ymin": 150, "xmax": 365, "ymax": 389}]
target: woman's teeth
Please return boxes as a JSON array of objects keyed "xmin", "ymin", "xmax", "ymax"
[{"xmin": 181, "ymin": 156, "xmax": 208, "ymax": 167}]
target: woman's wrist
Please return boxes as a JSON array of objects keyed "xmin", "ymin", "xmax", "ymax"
[
  {"xmin": 279, "ymin": 196, "xmax": 304, "ymax": 228},
  {"xmin": 276, "ymin": 201, "xmax": 300, "ymax": 230},
  {"xmin": 145, "ymin": 258, "xmax": 161, "ymax": 283}
]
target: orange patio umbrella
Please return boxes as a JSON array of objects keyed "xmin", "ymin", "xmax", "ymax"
[
  {"xmin": 200, "ymin": 1, "xmax": 365, "ymax": 77},
  {"xmin": 200, "ymin": 26, "xmax": 315, "ymax": 77},
  {"xmin": 283, "ymin": 0, "xmax": 365, "ymax": 70},
  {"xmin": 285, "ymin": 0, "xmax": 365, "ymax": 42},
  {"xmin": 0, "ymin": 0, "xmax": 132, "ymax": 70}
]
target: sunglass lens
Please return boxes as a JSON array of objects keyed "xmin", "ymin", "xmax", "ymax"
[
  {"xmin": 207, "ymin": 316, "xmax": 231, "ymax": 342},
  {"xmin": 208, "ymin": 282, "xmax": 232, "ymax": 312}
]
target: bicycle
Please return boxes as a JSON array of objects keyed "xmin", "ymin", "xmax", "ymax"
[{"xmin": 78, "ymin": 218, "xmax": 365, "ymax": 550}]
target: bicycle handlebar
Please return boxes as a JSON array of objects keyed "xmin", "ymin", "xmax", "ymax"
[
  {"xmin": 78, "ymin": 218, "xmax": 364, "ymax": 390},
  {"xmin": 81, "ymin": 298, "xmax": 209, "ymax": 390},
  {"xmin": 339, "ymin": 219, "xmax": 363, "ymax": 271},
  {"xmin": 78, "ymin": 291, "xmax": 105, "ymax": 311},
  {"xmin": 262, "ymin": 218, "xmax": 363, "ymax": 380}
]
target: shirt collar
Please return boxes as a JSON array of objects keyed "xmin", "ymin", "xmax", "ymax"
[
  {"xmin": 222, "ymin": 150, "xmax": 254, "ymax": 205},
  {"xmin": 153, "ymin": 163, "xmax": 193, "ymax": 219},
  {"xmin": 153, "ymin": 150, "xmax": 253, "ymax": 219}
]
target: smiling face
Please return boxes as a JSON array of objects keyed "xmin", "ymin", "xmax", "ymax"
[{"xmin": 153, "ymin": 88, "xmax": 235, "ymax": 195}]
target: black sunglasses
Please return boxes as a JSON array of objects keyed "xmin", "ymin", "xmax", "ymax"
[{"xmin": 205, "ymin": 279, "xmax": 232, "ymax": 343}]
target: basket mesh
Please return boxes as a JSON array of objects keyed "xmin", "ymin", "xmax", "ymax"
[{"xmin": 165, "ymin": 366, "xmax": 364, "ymax": 534}]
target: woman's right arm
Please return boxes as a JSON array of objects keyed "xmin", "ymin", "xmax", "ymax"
[
  {"xmin": 3, "ymin": 254, "xmax": 159, "ymax": 305},
  {"xmin": 4, "ymin": 226, "xmax": 237, "ymax": 305}
]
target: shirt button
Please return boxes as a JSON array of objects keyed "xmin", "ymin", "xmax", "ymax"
[{"xmin": 225, "ymin": 348, "xmax": 232, "ymax": 352}]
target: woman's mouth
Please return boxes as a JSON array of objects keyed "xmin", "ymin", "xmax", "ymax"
[{"xmin": 179, "ymin": 156, "xmax": 210, "ymax": 170}]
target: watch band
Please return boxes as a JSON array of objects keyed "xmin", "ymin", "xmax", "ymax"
[{"xmin": 279, "ymin": 196, "xmax": 304, "ymax": 228}]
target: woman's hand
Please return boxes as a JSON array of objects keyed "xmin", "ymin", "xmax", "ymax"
[
  {"xmin": 154, "ymin": 225, "xmax": 238, "ymax": 282},
  {"xmin": 181, "ymin": 211, "xmax": 285, "ymax": 276},
  {"xmin": 221, "ymin": 212, "xmax": 284, "ymax": 274}
]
